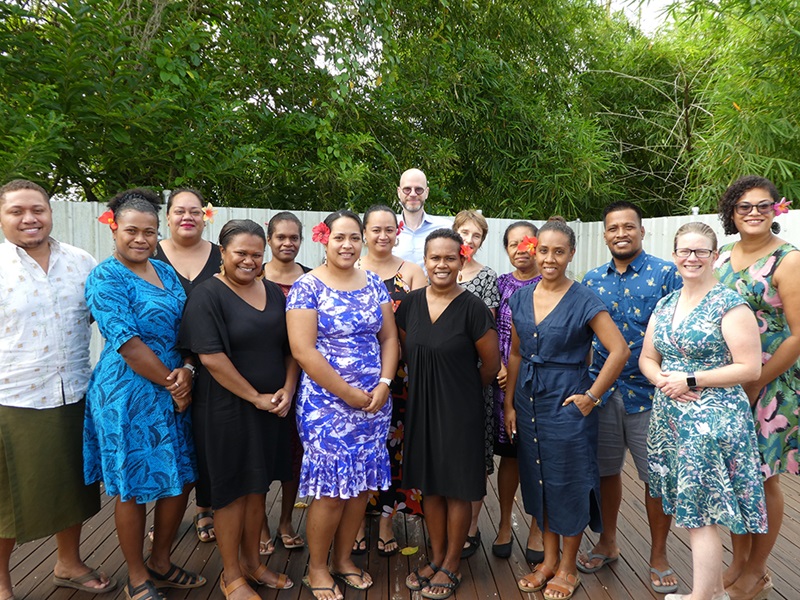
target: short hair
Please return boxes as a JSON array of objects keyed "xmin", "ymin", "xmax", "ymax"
[
  {"xmin": 603, "ymin": 201, "xmax": 643, "ymax": 225},
  {"xmin": 453, "ymin": 209, "xmax": 489, "ymax": 240},
  {"xmin": 324, "ymin": 209, "xmax": 362, "ymax": 232},
  {"xmin": 166, "ymin": 188, "xmax": 205, "ymax": 212},
  {"xmin": 503, "ymin": 221, "xmax": 538, "ymax": 248},
  {"xmin": 362, "ymin": 204, "xmax": 397, "ymax": 230},
  {"xmin": 267, "ymin": 211, "xmax": 303, "ymax": 239},
  {"xmin": 0, "ymin": 179, "xmax": 49, "ymax": 205},
  {"xmin": 107, "ymin": 188, "xmax": 161, "ymax": 223},
  {"xmin": 219, "ymin": 219, "xmax": 266, "ymax": 248},
  {"xmin": 547, "ymin": 215, "xmax": 567, "ymax": 223},
  {"xmin": 718, "ymin": 175, "xmax": 781, "ymax": 235},
  {"xmin": 424, "ymin": 228, "xmax": 463, "ymax": 257},
  {"xmin": 674, "ymin": 221, "xmax": 718, "ymax": 252},
  {"xmin": 537, "ymin": 220, "xmax": 576, "ymax": 250}
]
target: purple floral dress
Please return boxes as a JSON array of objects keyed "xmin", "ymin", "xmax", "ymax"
[
  {"xmin": 647, "ymin": 284, "xmax": 767, "ymax": 533},
  {"xmin": 286, "ymin": 271, "xmax": 392, "ymax": 499}
]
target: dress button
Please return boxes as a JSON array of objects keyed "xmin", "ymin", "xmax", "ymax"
[
  {"xmin": 533, "ymin": 333, "xmax": 538, "ymax": 337},
  {"xmin": 534, "ymin": 438, "xmax": 538, "ymax": 443},
  {"xmin": 536, "ymin": 459, "xmax": 540, "ymax": 464},
  {"xmin": 539, "ymin": 480, "xmax": 543, "ymax": 485}
]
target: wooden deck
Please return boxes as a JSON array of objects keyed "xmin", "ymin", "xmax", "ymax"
[{"xmin": 10, "ymin": 457, "xmax": 800, "ymax": 600}]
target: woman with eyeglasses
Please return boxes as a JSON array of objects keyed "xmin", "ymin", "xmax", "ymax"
[
  {"xmin": 712, "ymin": 176, "xmax": 800, "ymax": 600},
  {"xmin": 641, "ymin": 222, "xmax": 766, "ymax": 600}
]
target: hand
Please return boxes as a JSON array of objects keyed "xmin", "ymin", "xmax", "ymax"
[
  {"xmin": 742, "ymin": 380, "xmax": 764, "ymax": 406},
  {"xmin": 657, "ymin": 370, "xmax": 698, "ymax": 400},
  {"xmin": 563, "ymin": 393, "xmax": 594, "ymax": 416},
  {"xmin": 364, "ymin": 382, "xmax": 390, "ymax": 414},
  {"xmin": 504, "ymin": 406, "xmax": 517, "ymax": 440},
  {"xmin": 343, "ymin": 386, "xmax": 372, "ymax": 410},
  {"xmin": 171, "ymin": 393, "xmax": 192, "ymax": 413},
  {"xmin": 166, "ymin": 367, "xmax": 192, "ymax": 399},
  {"xmin": 252, "ymin": 393, "xmax": 276, "ymax": 411},
  {"xmin": 269, "ymin": 388, "xmax": 293, "ymax": 417},
  {"xmin": 496, "ymin": 364, "xmax": 508, "ymax": 391}
]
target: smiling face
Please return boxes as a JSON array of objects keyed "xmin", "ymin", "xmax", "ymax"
[
  {"xmin": 0, "ymin": 188, "xmax": 53, "ymax": 251},
  {"xmin": 113, "ymin": 209, "xmax": 159, "ymax": 267},
  {"xmin": 505, "ymin": 225, "xmax": 538, "ymax": 272},
  {"xmin": 457, "ymin": 218, "xmax": 485, "ymax": 252},
  {"xmin": 732, "ymin": 187, "xmax": 775, "ymax": 237},
  {"xmin": 673, "ymin": 231, "xmax": 717, "ymax": 282},
  {"xmin": 535, "ymin": 229, "xmax": 575, "ymax": 282},
  {"xmin": 397, "ymin": 169, "xmax": 429, "ymax": 215},
  {"xmin": 364, "ymin": 209, "xmax": 398, "ymax": 255},
  {"xmin": 325, "ymin": 216, "xmax": 362, "ymax": 269},
  {"xmin": 268, "ymin": 219, "xmax": 302, "ymax": 264},
  {"xmin": 166, "ymin": 191, "xmax": 205, "ymax": 242},
  {"xmin": 424, "ymin": 237, "xmax": 464, "ymax": 290},
  {"xmin": 221, "ymin": 233, "xmax": 265, "ymax": 285},
  {"xmin": 604, "ymin": 208, "xmax": 644, "ymax": 262}
]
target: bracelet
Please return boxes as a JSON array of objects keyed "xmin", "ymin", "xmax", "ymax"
[
  {"xmin": 379, "ymin": 377, "xmax": 392, "ymax": 387},
  {"xmin": 586, "ymin": 390, "xmax": 601, "ymax": 406},
  {"xmin": 182, "ymin": 363, "xmax": 197, "ymax": 377}
]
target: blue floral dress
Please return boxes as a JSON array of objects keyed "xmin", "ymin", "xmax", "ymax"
[
  {"xmin": 83, "ymin": 258, "xmax": 197, "ymax": 503},
  {"xmin": 286, "ymin": 271, "xmax": 392, "ymax": 499},
  {"xmin": 647, "ymin": 284, "xmax": 767, "ymax": 533}
]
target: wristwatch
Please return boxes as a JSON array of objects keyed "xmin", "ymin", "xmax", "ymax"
[
  {"xmin": 686, "ymin": 372, "xmax": 697, "ymax": 388},
  {"xmin": 586, "ymin": 390, "xmax": 601, "ymax": 407},
  {"xmin": 379, "ymin": 377, "xmax": 392, "ymax": 387},
  {"xmin": 182, "ymin": 363, "xmax": 197, "ymax": 378}
]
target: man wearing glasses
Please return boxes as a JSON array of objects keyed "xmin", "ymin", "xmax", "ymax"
[
  {"xmin": 395, "ymin": 168, "xmax": 452, "ymax": 267},
  {"xmin": 579, "ymin": 201, "xmax": 683, "ymax": 594}
]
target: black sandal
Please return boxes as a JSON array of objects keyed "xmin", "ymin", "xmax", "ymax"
[
  {"xmin": 405, "ymin": 562, "xmax": 439, "ymax": 591},
  {"xmin": 193, "ymin": 510, "xmax": 215, "ymax": 543},
  {"xmin": 146, "ymin": 563, "xmax": 206, "ymax": 589},
  {"xmin": 125, "ymin": 580, "xmax": 165, "ymax": 600},
  {"xmin": 420, "ymin": 567, "xmax": 461, "ymax": 600}
]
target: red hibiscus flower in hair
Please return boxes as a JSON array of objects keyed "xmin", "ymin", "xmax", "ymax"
[
  {"xmin": 460, "ymin": 243, "xmax": 473, "ymax": 262},
  {"xmin": 518, "ymin": 235, "xmax": 538, "ymax": 255},
  {"xmin": 396, "ymin": 220, "xmax": 404, "ymax": 235},
  {"xmin": 98, "ymin": 210, "xmax": 118, "ymax": 231},
  {"xmin": 312, "ymin": 222, "xmax": 330, "ymax": 244}
]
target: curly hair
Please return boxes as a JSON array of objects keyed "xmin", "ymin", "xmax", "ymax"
[
  {"xmin": 718, "ymin": 176, "xmax": 781, "ymax": 235},
  {"xmin": 107, "ymin": 188, "xmax": 162, "ymax": 223},
  {"xmin": 538, "ymin": 220, "xmax": 576, "ymax": 250},
  {"xmin": 424, "ymin": 228, "xmax": 463, "ymax": 257}
]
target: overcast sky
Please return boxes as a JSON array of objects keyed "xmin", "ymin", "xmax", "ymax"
[{"xmin": 611, "ymin": 0, "xmax": 674, "ymax": 34}]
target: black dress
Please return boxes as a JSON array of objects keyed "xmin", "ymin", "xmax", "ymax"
[
  {"xmin": 396, "ymin": 289, "xmax": 495, "ymax": 501},
  {"xmin": 154, "ymin": 242, "xmax": 222, "ymax": 296},
  {"xmin": 180, "ymin": 277, "xmax": 291, "ymax": 509}
]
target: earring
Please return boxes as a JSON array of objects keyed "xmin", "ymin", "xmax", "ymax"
[{"xmin": 219, "ymin": 263, "xmax": 226, "ymax": 277}]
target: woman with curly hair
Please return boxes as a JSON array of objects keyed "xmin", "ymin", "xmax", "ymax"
[{"xmin": 713, "ymin": 176, "xmax": 800, "ymax": 600}]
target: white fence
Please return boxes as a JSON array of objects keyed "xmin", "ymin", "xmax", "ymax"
[{"xmin": 19, "ymin": 201, "xmax": 800, "ymax": 278}]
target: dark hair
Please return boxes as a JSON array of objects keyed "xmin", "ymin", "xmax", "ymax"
[
  {"xmin": 107, "ymin": 188, "xmax": 161, "ymax": 222},
  {"xmin": 719, "ymin": 175, "xmax": 781, "ymax": 235},
  {"xmin": 0, "ymin": 179, "xmax": 49, "ymax": 204},
  {"xmin": 674, "ymin": 222, "xmax": 718, "ymax": 252},
  {"xmin": 219, "ymin": 219, "xmax": 266, "ymax": 248},
  {"xmin": 424, "ymin": 228, "xmax": 463, "ymax": 257},
  {"xmin": 603, "ymin": 201, "xmax": 643, "ymax": 225},
  {"xmin": 167, "ymin": 188, "xmax": 205, "ymax": 212},
  {"xmin": 503, "ymin": 221, "xmax": 538, "ymax": 248},
  {"xmin": 362, "ymin": 204, "xmax": 397, "ymax": 230},
  {"xmin": 547, "ymin": 215, "xmax": 567, "ymax": 223},
  {"xmin": 324, "ymin": 209, "xmax": 362, "ymax": 231},
  {"xmin": 267, "ymin": 211, "xmax": 303, "ymax": 239},
  {"xmin": 538, "ymin": 220, "xmax": 576, "ymax": 249}
]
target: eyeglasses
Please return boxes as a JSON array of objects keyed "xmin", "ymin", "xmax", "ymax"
[
  {"xmin": 172, "ymin": 209, "xmax": 204, "ymax": 218},
  {"xmin": 401, "ymin": 186, "xmax": 426, "ymax": 195},
  {"xmin": 674, "ymin": 248, "xmax": 714, "ymax": 259},
  {"xmin": 734, "ymin": 201, "xmax": 773, "ymax": 215}
]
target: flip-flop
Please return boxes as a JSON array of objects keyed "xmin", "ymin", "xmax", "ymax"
[
  {"xmin": 278, "ymin": 532, "xmax": 305, "ymax": 549},
  {"xmin": 301, "ymin": 576, "xmax": 341, "ymax": 600},
  {"xmin": 331, "ymin": 569, "xmax": 373, "ymax": 590},
  {"xmin": 576, "ymin": 551, "xmax": 618, "ymax": 574},
  {"xmin": 53, "ymin": 569, "xmax": 118, "ymax": 594},
  {"xmin": 351, "ymin": 536, "xmax": 367, "ymax": 556},
  {"xmin": 650, "ymin": 567, "xmax": 679, "ymax": 593},
  {"xmin": 258, "ymin": 538, "xmax": 275, "ymax": 556},
  {"xmin": 378, "ymin": 537, "xmax": 399, "ymax": 557}
]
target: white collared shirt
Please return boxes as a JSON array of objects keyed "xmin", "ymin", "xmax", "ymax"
[
  {"xmin": 395, "ymin": 211, "xmax": 453, "ymax": 267},
  {"xmin": 0, "ymin": 239, "xmax": 96, "ymax": 408}
]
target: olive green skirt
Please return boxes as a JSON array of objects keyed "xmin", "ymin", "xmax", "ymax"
[{"xmin": 0, "ymin": 401, "xmax": 100, "ymax": 543}]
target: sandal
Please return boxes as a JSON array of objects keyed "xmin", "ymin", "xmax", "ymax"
[
  {"xmin": 220, "ymin": 576, "xmax": 258, "ymax": 600},
  {"xmin": 331, "ymin": 569, "xmax": 372, "ymax": 590},
  {"xmin": 650, "ymin": 567, "xmax": 679, "ymax": 593},
  {"xmin": 258, "ymin": 537, "xmax": 275, "ymax": 556},
  {"xmin": 518, "ymin": 563, "xmax": 555, "ymax": 593},
  {"xmin": 193, "ymin": 510, "xmax": 215, "ymax": 543},
  {"xmin": 242, "ymin": 564, "xmax": 293, "ymax": 590},
  {"xmin": 543, "ymin": 570, "xmax": 581, "ymax": 600},
  {"xmin": 278, "ymin": 532, "xmax": 305, "ymax": 549},
  {"xmin": 125, "ymin": 579, "xmax": 165, "ymax": 600},
  {"xmin": 351, "ymin": 536, "xmax": 367, "ymax": 555},
  {"xmin": 406, "ymin": 562, "xmax": 439, "ymax": 591},
  {"xmin": 377, "ymin": 537, "xmax": 399, "ymax": 557},
  {"xmin": 53, "ymin": 568, "xmax": 117, "ymax": 594},
  {"xmin": 301, "ymin": 576, "xmax": 342, "ymax": 600},
  {"xmin": 420, "ymin": 567, "xmax": 461, "ymax": 600},
  {"xmin": 461, "ymin": 528, "xmax": 481, "ymax": 558},
  {"xmin": 146, "ymin": 563, "xmax": 206, "ymax": 589}
]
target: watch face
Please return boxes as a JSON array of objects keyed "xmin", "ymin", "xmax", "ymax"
[{"xmin": 687, "ymin": 375, "xmax": 697, "ymax": 388}]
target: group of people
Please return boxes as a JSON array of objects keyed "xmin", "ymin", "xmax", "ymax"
[{"xmin": 0, "ymin": 171, "xmax": 796, "ymax": 600}]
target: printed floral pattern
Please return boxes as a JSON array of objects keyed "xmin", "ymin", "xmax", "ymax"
[
  {"xmin": 714, "ymin": 242, "xmax": 800, "ymax": 478},
  {"xmin": 647, "ymin": 284, "xmax": 767, "ymax": 533},
  {"xmin": 286, "ymin": 271, "xmax": 392, "ymax": 499}
]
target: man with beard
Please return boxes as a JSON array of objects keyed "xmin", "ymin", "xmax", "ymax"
[
  {"xmin": 579, "ymin": 201, "xmax": 682, "ymax": 594},
  {"xmin": 394, "ymin": 168, "xmax": 451, "ymax": 267}
]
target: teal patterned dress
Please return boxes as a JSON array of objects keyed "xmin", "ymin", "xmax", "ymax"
[
  {"xmin": 715, "ymin": 242, "xmax": 800, "ymax": 478},
  {"xmin": 647, "ymin": 284, "xmax": 767, "ymax": 533}
]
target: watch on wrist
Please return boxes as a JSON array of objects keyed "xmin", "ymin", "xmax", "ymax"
[
  {"xmin": 182, "ymin": 363, "xmax": 197, "ymax": 377},
  {"xmin": 586, "ymin": 390, "xmax": 601, "ymax": 406},
  {"xmin": 379, "ymin": 377, "xmax": 392, "ymax": 387},
  {"xmin": 686, "ymin": 372, "xmax": 697, "ymax": 388}
]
